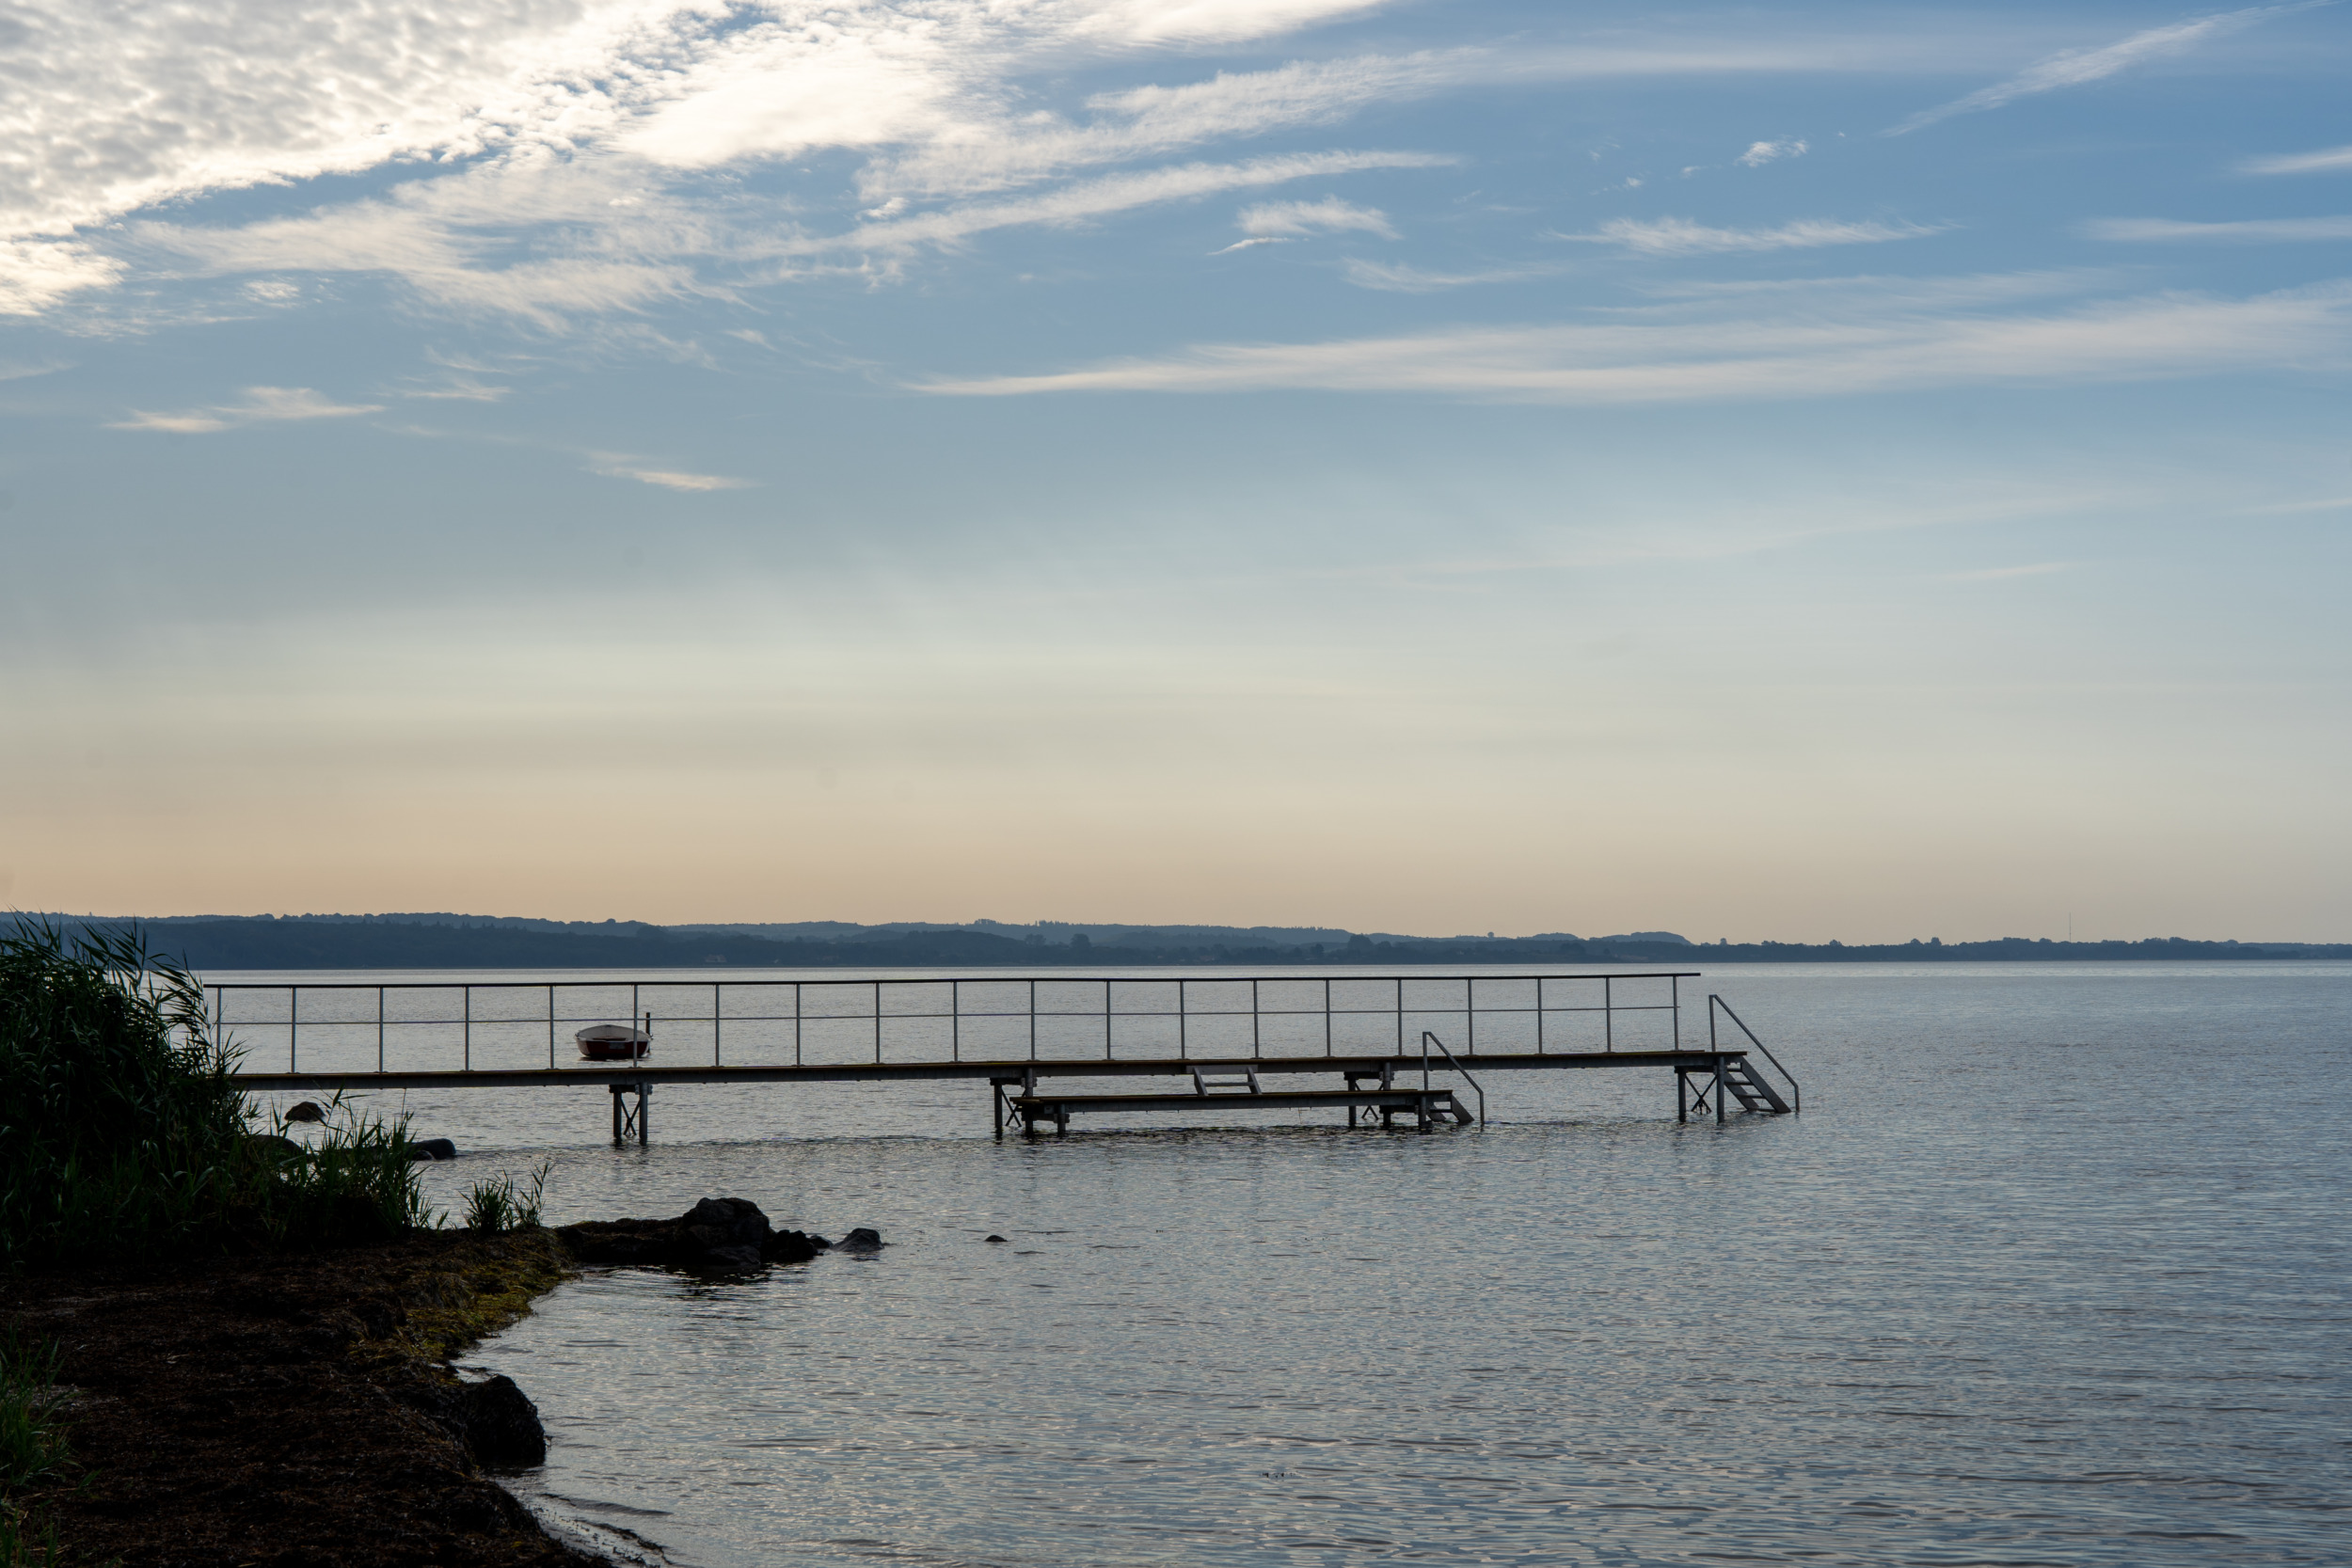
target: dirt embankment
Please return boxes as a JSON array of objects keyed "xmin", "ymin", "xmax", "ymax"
[{"xmin": 6, "ymin": 1231, "xmax": 595, "ymax": 1568}]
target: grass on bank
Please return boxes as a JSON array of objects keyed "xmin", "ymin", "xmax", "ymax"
[
  {"xmin": 0, "ymin": 921, "xmax": 430, "ymax": 1266},
  {"xmin": 0, "ymin": 1333, "xmax": 72, "ymax": 1567}
]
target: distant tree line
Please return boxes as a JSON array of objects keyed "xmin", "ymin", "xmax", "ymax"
[{"xmin": 34, "ymin": 917, "xmax": 2348, "ymax": 970}]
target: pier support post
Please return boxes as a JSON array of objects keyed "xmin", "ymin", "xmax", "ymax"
[
  {"xmin": 610, "ymin": 1083, "xmax": 649, "ymax": 1148},
  {"xmin": 1713, "ymin": 1056, "xmax": 1726, "ymax": 1125}
]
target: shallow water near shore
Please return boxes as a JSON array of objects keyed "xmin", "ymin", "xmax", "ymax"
[{"xmin": 242, "ymin": 962, "xmax": 2348, "ymax": 1566}]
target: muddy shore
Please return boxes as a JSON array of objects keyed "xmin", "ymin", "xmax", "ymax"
[{"xmin": 6, "ymin": 1231, "xmax": 596, "ymax": 1568}]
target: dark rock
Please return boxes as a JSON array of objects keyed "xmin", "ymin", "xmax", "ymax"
[
  {"xmin": 283, "ymin": 1101, "xmax": 328, "ymax": 1124},
  {"xmin": 460, "ymin": 1375, "xmax": 548, "ymax": 1467},
  {"xmin": 403, "ymin": 1372, "xmax": 548, "ymax": 1468},
  {"xmin": 680, "ymin": 1196, "xmax": 771, "ymax": 1253},
  {"xmin": 698, "ymin": 1244, "xmax": 764, "ymax": 1272},
  {"xmin": 244, "ymin": 1133, "xmax": 304, "ymax": 1165},
  {"xmin": 409, "ymin": 1138, "xmax": 458, "ymax": 1162},
  {"xmin": 834, "ymin": 1227, "xmax": 883, "ymax": 1252},
  {"xmin": 762, "ymin": 1230, "xmax": 821, "ymax": 1265},
  {"xmin": 562, "ymin": 1196, "xmax": 816, "ymax": 1271},
  {"xmin": 806, "ymin": 1234, "xmax": 833, "ymax": 1249},
  {"xmin": 984, "ymin": 1234, "xmax": 1009, "ymax": 1243}
]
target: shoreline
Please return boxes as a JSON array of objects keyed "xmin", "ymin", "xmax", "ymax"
[{"xmin": 7, "ymin": 1230, "xmax": 596, "ymax": 1567}]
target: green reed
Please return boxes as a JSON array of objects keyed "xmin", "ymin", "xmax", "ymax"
[
  {"xmin": 462, "ymin": 1161, "xmax": 551, "ymax": 1234},
  {"xmin": 0, "ymin": 922, "xmax": 428, "ymax": 1263}
]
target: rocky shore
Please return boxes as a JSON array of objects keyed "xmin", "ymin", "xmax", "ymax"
[{"xmin": 3, "ymin": 1198, "xmax": 857, "ymax": 1567}]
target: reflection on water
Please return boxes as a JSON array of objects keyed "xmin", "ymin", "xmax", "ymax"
[{"xmin": 281, "ymin": 964, "xmax": 2346, "ymax": 1567}]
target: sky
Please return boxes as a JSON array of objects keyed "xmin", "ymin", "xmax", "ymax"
[{"xmin": 2, "ymin": 0, "xmax": 2348, "ymax": 942}]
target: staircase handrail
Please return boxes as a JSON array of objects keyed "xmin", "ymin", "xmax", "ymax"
[
  {"xmin": 1420, "ymin": 1031, "xmax": 1486, "ymax": 1126},
  {"xmin": 1708, "ymin": 996, "xmax": 1800, "ymax": 1113}
]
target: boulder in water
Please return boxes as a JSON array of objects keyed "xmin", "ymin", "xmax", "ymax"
[
  {"xmin": 834, "ymin": 1227, "xmax": 883, "ymax": 1252},
  {"xmin": 561, "ymin": 1196, "xmax": 826, "ymax": 1272},
  {"xmin": 409, "ymin": 1138, "xmax": 458, "ymax": 1162}
]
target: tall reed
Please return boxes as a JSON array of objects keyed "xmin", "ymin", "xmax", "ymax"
[{"xmin": 0, "ymin": 921, "xmax": 425, "ymax": 1263}]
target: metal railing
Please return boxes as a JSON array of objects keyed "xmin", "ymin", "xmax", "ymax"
[
  {"xmin": 1420, "ymin": 1031, "xmax": 1486, "ymax": 1126},
  {"xmin": 205, "ymin": 971, "xmax": 1699, "ymax": 1077},
  {"xmin": 1708, "ymin": 993, "xmax": 1800, "ymax": 1112}
]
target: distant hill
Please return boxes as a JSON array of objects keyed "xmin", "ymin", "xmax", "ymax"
[{"xmin": 15, "ymin": 913, "xmax": 2348, "ymax": 970}]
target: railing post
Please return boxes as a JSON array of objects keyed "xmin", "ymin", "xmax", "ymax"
[
  {"xmin": 1394, "ymin": 977, "xmax": 1404, "ymax": 1057},
  {"xmin": 463, "ymin": 986, "xmax": 471, "ymax": 1071},
  {"xmin": 1104, "ymin": 979, "xmax": 1113, "ymax": 1061},
  {"xmin": 874, "ymin": 980, "xmax": 882, "ymax": 1065},
  {"xmin": 1672, "ymin": 974, "xmax": 1681, "ymax": 1050},
  {"xmin": 1323, "ymin": 977, "xmax": 1332, "ymax": 1055},
  {"xmin": 547, "ymin": 984, "xmax": 555, "ymax": 1069},
  {"xmin": 379, "ymin": 988, "xmax": 387, "ymax": 1073},
  {"xmin": 794, "ymin": 982, "xmax": 803, "ymax": 1066},
  {"xmin": 714, "ymin": 983, "xmax": 722, "ymax": 1066},
  {"xmin": 1535, "ymin": 975, "xmax": 1544, "ymax": 1054},
  {"xmin": 1251, "ymin": 978, "xmax": 1260, "ymax": 1059},
  {"xmin": 1466, "ymin": 976, "xmax": 1475, "ymax": 1056},
  {"xmin": 1603, "ymin": 974, "xmax": 1613, "ymax": 1053},
  {"xmin": 1178, "ymin": 978, "xmax": 1186, "ymax": 1060},
  {"xmin": 1028, "ymin": 979, "xmax": 1037, "ymax": 1060},
  {"xmin": 288, "ymin": 985, "xmax": 297, "ymax": 1072},
  {"xmin": 952, "ymin": 980, "xmax": 961, "ymax": 1063}
]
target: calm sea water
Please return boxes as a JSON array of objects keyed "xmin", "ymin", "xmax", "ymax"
[{"xmin": 234, "ymin": 963, "xmax": 2350, "ymax": 1567}]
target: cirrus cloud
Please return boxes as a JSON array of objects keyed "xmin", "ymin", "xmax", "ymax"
[
  {"xmin": 106, "ymin": 386, "xmax": 385, "ymax": 433},
  {"xmin": 915, "ymin": 277, "xmax": 2352, "ymax": 404},
  {"xmin": 1558, "ymin": 216, "xmax": 1945, "ymax": 256}
]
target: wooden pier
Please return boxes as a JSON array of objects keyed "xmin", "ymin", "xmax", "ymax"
[{"xmin": 215, "ymin": 972, "xmax": 1800, "ymax": 1143}]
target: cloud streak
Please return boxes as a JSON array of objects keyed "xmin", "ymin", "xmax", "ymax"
[
  {"xmin": 594, "ymin": 464, "xmax": 754, "ymax": 491},
  {"xmin": 1341, "ymin": 259, "xmax": 1565, "ymax": 292},
  {"xmin": 1559, "ymin": 217, "xmax": 1943, "ymax": 256},
  {"xmin": 1238, "ymin": 197, "xmax": 1394, "ymax": 238},
  {"xmin": 1890, "ymin": 4, "xmax": 2318, "ymax": 135},
  {"xmin": 107, "ymin": 386, "xmax": 384, "ymax": 433},
  {"xmin": 916, "ymin": 278, "xmax": 2352, "ymax": 404},
  {"xmin": 2241, "ymin": 144, "xmax": 2352, "ymax": 175},
  {"xmin": 2084, "ymin": 215, "xmax": 2352, "ymax": 243}
]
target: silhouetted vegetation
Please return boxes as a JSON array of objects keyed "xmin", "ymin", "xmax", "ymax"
[{"xmin": 0, "ymin": 923, "xmax": 427, "ymax": 1267}]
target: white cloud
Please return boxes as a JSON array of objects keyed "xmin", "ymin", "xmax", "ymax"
[
  {"xmin": 2084, "ymin": 215, "xmax": 2352, "ymax": 243},
  {"xmin": 1891, "ymin": 4, "xmax": 2316, "ymax": 134},
  {"xmin": 108, "ymin": 386, "xmax": 384, "ymax": 432},
  {"xmin": 1237, "ymin": 197, "xmax": 1393, "ymax": 238},
  {"xmin": 1341, "ymin": 259, "xmax": 1563, "ymax": 292},
  {"xmin": 0, "ymin": 240, "xmax": 123, "ymax": 315},
  {"xmin": 1736, "ymin": 139, "xmax": 1807, "ymax": 166},
  {"xmin": 915, "ymin": 277, "xmax": 2352, "ymax": 403},
  {"xmin": 1072, "ymin": 0, "xmax": 1391, "ymax": 44},
  {"xmin": 1559, "ymin": 216, "xmax": 1943, "ymax": 256},
  {"xmin": 0, "ymin": 1, "xmax": 2106, "ymax": 322},
  {"xmin": 808, "ymin": 150, "xmax": 1450, "ymax": 257},
  {"xmin": 2241, "ymin": 144, "xmax": 2352, "ymax": 175},
  {"xmin": 594, "ymin": 464, "xmax": 754, "ymax": 491},
  {"xmin": 621, "ymin": 24, "xmax": 969, "ymax": 168}
]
